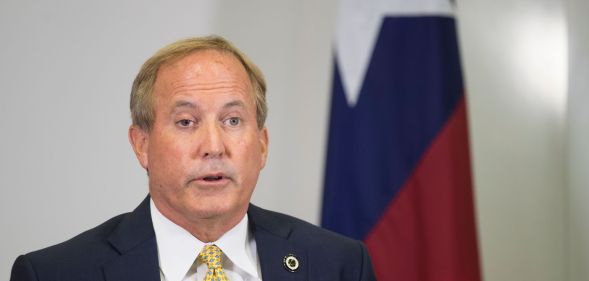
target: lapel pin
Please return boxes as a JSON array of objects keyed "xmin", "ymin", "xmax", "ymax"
[{"xmin": 283, "ymin": 254, "xmax": 300, "ymax": 272}]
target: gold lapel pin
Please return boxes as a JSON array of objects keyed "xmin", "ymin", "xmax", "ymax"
[{"xmin": 283, "ymin": 254, "xmax": 300, "ymax": 272}]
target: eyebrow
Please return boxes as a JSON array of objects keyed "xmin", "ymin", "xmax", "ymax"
[
  {"xmin": 171, "ymin": 100, "xmax": 246, "ymax": 113},
  {"xmin": 223, "ymin": 100, "xmax": 245, "ymax": 109},
  {"xmin": 171, "ymin": 100, "xmax": 199, "ymax": 115},
  {"xmin": 174, "ymin": 100, "xmax": 198, "ymax": 109}
]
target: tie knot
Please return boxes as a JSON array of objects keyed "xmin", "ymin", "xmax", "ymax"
[{"xmin": 199, "ymin": 244, "xmax": 224, "ymax": 269}]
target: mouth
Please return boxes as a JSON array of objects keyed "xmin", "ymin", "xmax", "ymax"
[
  {"xmin": 202, "ymin": 175, "xmax": 227, "ymax": 181},
  {"xmin": 193, "ymin": 173, "xmax": 231, "ymax": 185}
]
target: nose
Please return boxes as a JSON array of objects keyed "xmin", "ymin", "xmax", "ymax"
[{"xmin": 199, "ymin": 121, "xmax": 226, "ymax": 159}]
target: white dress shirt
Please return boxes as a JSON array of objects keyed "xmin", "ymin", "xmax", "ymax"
[{"xmin": 150, "ymin": 199, "xmax": 262, "ymax": 281}]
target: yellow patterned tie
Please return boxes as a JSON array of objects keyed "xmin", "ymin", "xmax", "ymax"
[{"xmin": 199, "ymin": 244, "xmax": 229, "ymax": 281}]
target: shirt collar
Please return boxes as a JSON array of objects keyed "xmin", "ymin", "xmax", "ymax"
[
  {"xmin": 150, "ymin": 199, "xmax": 259, "ymax": 280},
  {"xmin": 151, "ymin": 199, "xmax": 203, "ymax": 281},
  {"xmin": 215, "ymin": 211, "xmax": 259, "ymax": 279}
]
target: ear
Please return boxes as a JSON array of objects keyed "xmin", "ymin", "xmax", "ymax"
[
  {"xmin": 258, "ymin": 127, "xmax": 269, "ymax": 169},
  {"xmin": 129, "ymin": 125, "xmax": 149, "ymax": 170}
]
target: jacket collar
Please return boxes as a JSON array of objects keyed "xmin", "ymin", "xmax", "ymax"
[{"xmin": 103, "ymin": 196, "xmax": 160, "ymax": 281}]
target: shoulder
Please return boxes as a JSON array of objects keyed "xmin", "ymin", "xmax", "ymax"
[
  {"xmin": 29, "ymin": 213, "xmax": 126, "ymax": 260},
  {"xmin": 11, "ymin": 213, "xmax": 129, "ymax": 280},
  {"xmin": 248, "ymin": 204, "xmax": 369, "ymax": 259},
  {"xmin": 248, "ymin": 205, "xmax": 376, "ymax": 280}
]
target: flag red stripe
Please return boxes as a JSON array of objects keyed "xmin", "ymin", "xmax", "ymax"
[{"xmin": 365, "ymin": 97, "xmax": 481, "ymax": 281}]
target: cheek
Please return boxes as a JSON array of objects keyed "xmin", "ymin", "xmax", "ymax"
[
  {"xmin": 150, "ymin": 135, "xmax": 189, "ymax": 177},
  {"xmin": 238, "ymin": 134, "xmax": 259, "ymax": 155},
  {"xmin": 234, "ymin": 137, "xmax": 264, "ymax": 176}
]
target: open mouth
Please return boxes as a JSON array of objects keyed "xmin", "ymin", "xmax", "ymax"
[
  {"xmin": 202, "ymin": 175, "xmax": 225, "ymax": 182},
  {"xmin": 196, "ymin": 173, "xmax": 230, "ymax": 184}
]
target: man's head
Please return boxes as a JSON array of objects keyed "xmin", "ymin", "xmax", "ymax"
[{"xmin": 128, "ymin": 36, "xmax": 269, "ymax": 239}]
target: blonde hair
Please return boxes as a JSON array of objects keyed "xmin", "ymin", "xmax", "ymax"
[{"xmin": 130, "ymin": 35, "xmax": 267, "ymax": 131}]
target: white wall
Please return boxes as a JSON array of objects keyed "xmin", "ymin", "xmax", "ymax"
[
  {"xmin": 0, "ymin": 1, "xmax": 575, "ymax": 280},
  {"xmin": 456, "ymin": 0, "xmax": 568, "ymax": 280},
  {"xmin": 566, "ymin": 0, "xmax": 589, "ymax": 280}
]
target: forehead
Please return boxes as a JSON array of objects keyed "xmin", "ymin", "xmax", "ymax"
[{"xmin": 152, "ymin": 49, "xmax": 253, "ymax": 103}]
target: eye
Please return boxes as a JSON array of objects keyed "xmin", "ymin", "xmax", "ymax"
[
  {"xmin": 224, "ymin": 117, "xmax": 241, "ymax": 127},
  {"xmin": 176, "ymin": 119, "xmax": 195, "ymax": 127}
]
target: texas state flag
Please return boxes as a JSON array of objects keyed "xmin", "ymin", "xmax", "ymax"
[{"xmin": 321, "ymin": 0, "xmax": 482, "ymax": 280}]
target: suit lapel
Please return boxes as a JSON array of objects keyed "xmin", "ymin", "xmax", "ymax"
[
  {"xmin": 248, "ymin": 204, "xmax": 308, "ymax": 281},
  {"xmin": 103, "ymin": 196, "xmax": 160, "ymax": 281}
]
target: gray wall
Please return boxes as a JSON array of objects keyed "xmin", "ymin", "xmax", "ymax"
[
  {"xmin": 458, "ymin": 0, "xmax": 568, "ymax": 280},
  {"xmin": 567, "ymin": 0, "xmax": 589, "ymax": 280},
  {"xmin": 0, "ymin": 1, "xmax": 583, "ymax": 280}
]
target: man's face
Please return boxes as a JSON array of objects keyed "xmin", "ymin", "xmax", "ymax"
[{"xmin": 130, "ymin": 50, "xmax": 268, "ymax": 227}]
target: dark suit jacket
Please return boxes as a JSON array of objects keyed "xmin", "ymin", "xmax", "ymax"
[{"xmin": 11, "ymin": 196, "xmax": 376, "ymax": 281}]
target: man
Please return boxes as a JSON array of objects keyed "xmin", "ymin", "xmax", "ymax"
[{"xmin": 10, "ymin": 36, "xmax": 376, "ymax": 281}]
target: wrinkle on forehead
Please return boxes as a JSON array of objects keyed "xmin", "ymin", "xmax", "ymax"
[{"xmin": 168, "ymin": 81, "xmax": 250, "ymax": 97}]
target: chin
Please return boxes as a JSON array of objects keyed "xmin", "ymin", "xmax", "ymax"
[{"xmin": 185, "ymin": 201, "xmax": 236, "ymax": 219}]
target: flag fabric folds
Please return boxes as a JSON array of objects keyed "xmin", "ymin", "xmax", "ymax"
[{"xmin": 321, "ymin": 1, "xmax": 482, "ymax": 280}]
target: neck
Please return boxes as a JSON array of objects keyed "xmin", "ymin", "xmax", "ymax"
[
  {"xmin": 152, "ymin": 199, "xmax": 247, "ymax": 243},
  {"xmin": 184, "ymin": 216, "xmax": 243, "ymax": 242}
]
